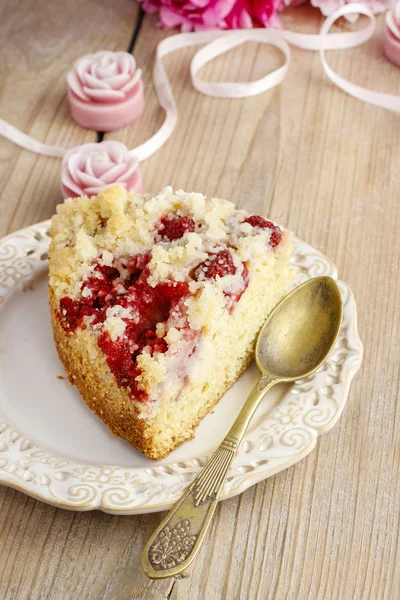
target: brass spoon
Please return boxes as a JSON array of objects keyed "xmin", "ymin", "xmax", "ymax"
[{"xmin": 142, "ymin": 276, "xmax": 342, "ymax": 579}]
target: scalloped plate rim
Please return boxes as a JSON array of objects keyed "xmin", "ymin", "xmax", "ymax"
[{"xmin": 0, "ymin": 220, "xmax": 363, "ymax": 514}]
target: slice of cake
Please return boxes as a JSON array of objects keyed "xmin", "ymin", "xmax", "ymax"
[{"xmin": 49, "ymin": 185, "xmax": 294, "ymax": 460}]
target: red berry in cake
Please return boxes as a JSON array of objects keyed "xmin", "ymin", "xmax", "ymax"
[
  {"xmin": 98, "ymin": 333, "xmax": 146, "ymax": 399},
  {"xmin": 59, "ymin": 297, "xmax": 96, "ymax": 330},
  {"xmin": 126, "ymin": 252, "xmax": 151, "ymax": 274},
  {"xmin": 125, "ymin": 252, "xmax": 151, "ymax": 285},
  {"xmin": 59, "ymin": 250, "xmax": 192, "ymax": 400},
  {"xmin": 159, "ymin": 216, "xmax": 195, "ymax": 241},
  {"xmin": 156, "ymin": 280, "xmax": 189, "ymax": 303},
  {"xmin": 195, "ymin": 249, "xmax": 236, "ymax": 280},
  {"xmin": 268, "ymin": 229, "xmax": 282, "ymax": 249},
  {"xmin": 136, "ymin": 329, "xmax": 168, "ymax": 356},
  {"xmin": 244, "ymin": 215, "xmax": 282, "ymax": 248}
]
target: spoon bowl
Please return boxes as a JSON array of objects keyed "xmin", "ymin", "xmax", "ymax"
[{"xmin": 256, "ymin": 276, "xmax": 343, "ymax": 380}]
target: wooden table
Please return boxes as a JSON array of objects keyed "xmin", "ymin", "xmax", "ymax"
[{"xmin": 1, "ymin": 1, "xmax": 399, "ymax": 598}]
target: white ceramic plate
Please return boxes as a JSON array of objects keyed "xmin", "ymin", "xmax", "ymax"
[{"xmin": 0, "ymin": 222, "xmax": 362, "ymax": 514}]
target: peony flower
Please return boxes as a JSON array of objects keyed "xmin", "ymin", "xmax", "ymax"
[
  {"xmin": 61, "ymin": 141, "xmax": 143, "ymax": 199},
  {"xmin": 225, "ymin": 0, "xmax": 283, "ymax": 28},
  {"xmin": 140, "ymin": 0, "xmax": 283, "ymax": 30},
  {"xmin": 141, "ymin": 0, "xmax": 395, "ymax": 30},
  {"xmin": 67, "ymin": 51, "xmax": 144, "ymax": 131}
]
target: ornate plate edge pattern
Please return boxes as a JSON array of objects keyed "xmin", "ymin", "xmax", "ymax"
[{"xmin": 0, "ymin": 221, "xmax": 363, "ymax": 514}]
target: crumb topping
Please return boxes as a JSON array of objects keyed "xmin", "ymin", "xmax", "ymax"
[{"xmin": 49, "ymin": 185, "xmax": 288, "ymax": 404}]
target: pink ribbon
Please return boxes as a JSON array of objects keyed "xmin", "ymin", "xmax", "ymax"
[{"xmin": 0, "ymin": 3, "xmax": 399, "ymax": 198}]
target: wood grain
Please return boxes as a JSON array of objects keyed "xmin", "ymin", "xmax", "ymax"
[{"xmin": 1, "ymin": 3, "xmax": 400, "ymax": 599}]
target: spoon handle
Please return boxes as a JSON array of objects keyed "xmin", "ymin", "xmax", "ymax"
[{"xmin": 141, "ymin": 373, "xmax": 276, "ymax": 579}]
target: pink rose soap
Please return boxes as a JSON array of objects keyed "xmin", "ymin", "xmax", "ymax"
[
  {"xmin": 61, "ymin": 141, "xmax": 143, "ymax": 199},
  {"xmin": 49, "ymin": 185, "xmax": 294, "ymax": 459},
  {"xmin": 67, "ymin": 51, "xmax": 144, "ymax": 131}
]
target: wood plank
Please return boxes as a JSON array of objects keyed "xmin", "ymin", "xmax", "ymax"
[
  {"xmin": 0, "ymin": 487, "xmax": 175, "ymax": 599},
  {"xmin": 0, "ymin": 0, "xmax": 139, "ymax": 237}
]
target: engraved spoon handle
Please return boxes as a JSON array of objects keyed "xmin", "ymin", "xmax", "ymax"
[{"xmin": 142, "ymin": 373, "xmax": 277, "ymax": 579}]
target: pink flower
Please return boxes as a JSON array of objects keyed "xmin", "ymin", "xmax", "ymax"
[
  {"xmin": 67, "ymin": 51, "xmax": 144, "ymax": 131},
  {"xmin": 67, "ymin": 51, "xmax": 142, "ymax": 104},
  {"xmin": 140, "ymin": 0, "xmax": 283, "ymax": 30},
  {"xmin": 61, "ymin": 141, "xmax": 143, "ymax": 199},
  {"xmin": 141, "ymin": 0, "xmax": 395, "ymax": 30},
  {"xmin": 225, "ymin": 0, "xmax": 283, "ymax": 27}
]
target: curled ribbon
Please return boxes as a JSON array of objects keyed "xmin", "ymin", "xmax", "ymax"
[{"xmin": 0, "ymin": 3, "xmax": 399, "ymax": 197}]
